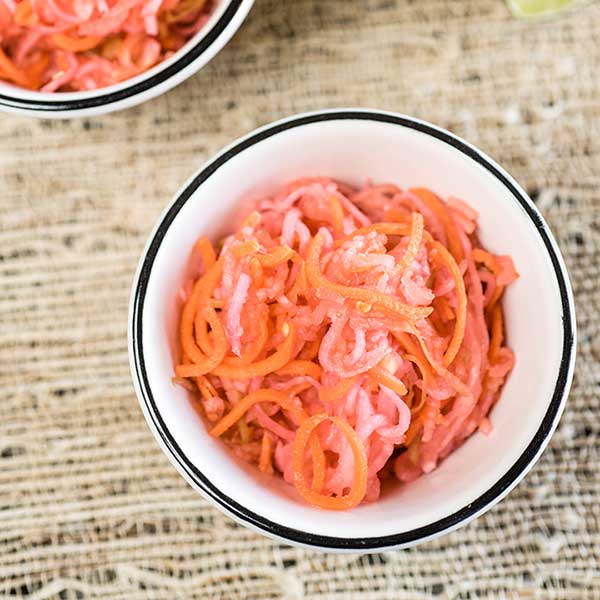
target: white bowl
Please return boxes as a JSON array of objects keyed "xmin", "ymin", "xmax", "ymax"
[
  {"xmin": 0, "ymin": 0, "xmax": 254, "ymax": 118},
  {"xmin": 128, "ymin": 109, "xmax": 576, "ymax": 552}
]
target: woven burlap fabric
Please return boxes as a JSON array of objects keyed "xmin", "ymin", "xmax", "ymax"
[{"xmin": 1, "ymin": 0, "xmax": 599, "ymax": 597}]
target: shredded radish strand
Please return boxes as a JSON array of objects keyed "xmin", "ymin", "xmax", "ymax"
[{"xmin": 175, "ymin": 178, "xmax": 518, "ymax": 509}]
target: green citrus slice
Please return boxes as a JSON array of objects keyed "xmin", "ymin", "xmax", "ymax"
[{"xmin": 507, "ymin": 0, "xmax": 579, "ymax": 17}]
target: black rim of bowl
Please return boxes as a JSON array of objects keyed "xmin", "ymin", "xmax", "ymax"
[
  {"xmin": 0, "ymin": 0, "xmax": 244, "ymax": 112},
  {"xmin": 130, "ymin": 110, "xmax": 575, "ymax": 551}
]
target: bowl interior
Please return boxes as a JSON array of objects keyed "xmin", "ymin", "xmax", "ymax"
[
  {"xmin": 139, "ymin": 116, "xmax": 568, "ymax": 539},
  {"xmin": 0, "ymin": 0, "xmax": 233, "ymax": 101}
]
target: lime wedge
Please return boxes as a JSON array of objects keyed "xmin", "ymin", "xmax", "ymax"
[{"xmin": 507, "ymin": 0, "xmax": 579, "ymax": 17}]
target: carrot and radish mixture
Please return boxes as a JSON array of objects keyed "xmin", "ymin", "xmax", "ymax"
[
  {"xmin": 175, "ymin": 178, "xmax": 518, "ymax": 510},
  {"xmin": 0, "ymin": 0, "xmax": 215, "ymax": 91}
]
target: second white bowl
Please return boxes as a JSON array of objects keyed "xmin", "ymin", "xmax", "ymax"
[{"xmin": 0, "ymin": 0, "xmax": 254, "ymax": 118}]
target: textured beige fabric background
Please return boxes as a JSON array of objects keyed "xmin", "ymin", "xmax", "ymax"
[{"xmin": 1, "ymin": 0, "xmax": 599, "ymax": 598}]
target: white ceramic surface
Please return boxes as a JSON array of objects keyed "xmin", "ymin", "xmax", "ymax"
[
  {"xmin": 0, "ymin": 0, "xmax": 254, "ymax": 118},
  {"xmin": 128, "ymin": 109, "xmax": 576, "ymax": 552}
]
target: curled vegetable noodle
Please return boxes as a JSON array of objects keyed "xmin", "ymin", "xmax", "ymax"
[{"xmin": 175, "ymin": 177, "xmax": 518, "ymax": 510}]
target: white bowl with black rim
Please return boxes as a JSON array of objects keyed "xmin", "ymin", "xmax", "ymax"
[
  {"xmin": 0, "ymin": 0, "xmax": 254, "ymax": 118},
  {"xmin": 128, "ymin": 109, "xmax": 576, "ymax": 552}
]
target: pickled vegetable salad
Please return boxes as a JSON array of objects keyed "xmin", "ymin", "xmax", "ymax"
[
  {"xmin": 0, "ymin": 0, "xmax": 214, "ymax": 91},
  {"xmin": 175, "ymin": 178, "xmax": 518, "ymax": 510}
]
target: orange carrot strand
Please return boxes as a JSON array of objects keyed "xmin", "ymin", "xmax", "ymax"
[
  {"xmin": 369, "ymin": 365, "xmax": 408, "ymax": 396},
  {"xmin": 329, "ymin": 196, "xmax": 344, "ymax": 235},
  {"xmin": 318, "ymin": 376, "xmax": 357, "ymax": 403},
  {"xmin": 212, "ymin": 322, "xmax": 297, "ymax": 379},
  {"xmin": 488, "ymin": 304, "xmax": 504, "ymax": 363},
  {"xmin": 176, "ymin": 304, "xmax": 227, "ymax": 377},
  {"xmin": 0, "ymin": 48, "xmax": 33, "ymax": 88},
  {"xmin": 210, "ymin": 389, "xmax": 304, "ymax": 438},
  {"xmin": 291, "ymin": 414, "xmax": 368, "ymax": 510},
  {"xmin": 410, "ymin": 187, "xmax": 464, "ymax": 263},
  {"xmin": 51, "ymin": 33, "xmax": 103, "ymax": 52},
  {"xmin": 179, "ymin": 259, "xmax": 224, "ymax": 365},
  {"xmin": 258, "ymin": 432, "xmax": 275, "ymax": 474},
  {"xmin": 430, "ymin": 240, "xmax": 467, "ymax": 367},
  {"xmin": 333, "ymin": 222, "xmax": 411, "ymax": 249},
  {"xmin": 276, "ymin": 360, "xmax": 322, "ymax": 379},
  {"xmin": 395, "ymin": 212, "xmax": 424, "ymax": 274},
  {"xmin": 256, "ymin": 246, "xmax": 297, "ymax": 267}
]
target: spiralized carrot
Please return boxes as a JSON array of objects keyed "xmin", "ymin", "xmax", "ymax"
[
  {"xmin": 179, "ymin": 259, "xmax": 223, "ymax": 365},
  {"xmin": 473, "ymin": 247, "xmax": 518, "ymax": 319},
  {"xmin": 209, "ymin": 389, "xmax": 303, "ymax": 438},
  {"xmin": 175, "ymin": 304, "xmax": 227, "ymax": 377},
  {"xmin": 433, "ymin": 295, "xmax": 455, "ymax": 322},
  {"xmin": 231, "ymin": 240, "xmax": 260, "ymax": 259},
  {"xmin": 256, "ymin": 246, "xmax": 298, "ymax": 268},
  {"xmin": 0, "ymin": 0, "xmax": 215, "ymax": 92},
  {"xmin": 430, "ymin": 240, "xmax": 467, "ymax": 367},
  {"xmin": 404, "ymin": 412, "xmax": 424, "ymax": 446},
  {"xmin": 395, "ymin": 212, "xmax": 424, "ymax": 274},
  {"xmin": 259, "ymin": 432, "xmax": 275, "ymax": 474},
  {"xmin": 195, "ymin": 302, "xmax": 216, "ymax": 355},
  {"xmin": 369, "ymin": 365, "xmax": 408, "ymax": 396},
  {"xmin": 51, "ymin": 33, "xmax": 103, "ymax": 52},
  {"xmin": 175, "ymin": 178, "xmax": 517, "ymax": 509},
  {"xmin": 248, "ymin": 257, "xmax": 265, "ymax": 289},
  {"xmin": 212, "ymin": 322, "xmax": 297, "ymax": 378},
  {"xmin": 319, "ymin": 376, "xmax": 357, "ymax": 403},
  {"xmin": 14, "ymin": 1, "xmax": 36, "ymax": 26},
  {"xmin": 400, "ymin": 328, "xmax": 471, "ymax": 398},
  {"xmin": 196, "ymin": 374, "xmax": 217, "ymax": 401},
  {"xmin": 0, "ymin": 47, "xmax": 31, "ymax": 87},
  {"xmin": 472, "ymin": 248, "xmax": 497, "ymax": 273},
  {"xmin": 404, "ymin": 352, "xmax": 429, "ymax": 415},
  {"xmin": 210, "ymin": 388, "xmax": 326, "ymax": 491},
  {"xmin": 334, "ymin": 222, "xmax": 411, "ymax": 248},
  {"xmin": 410, "ymin": 188, "xmax": 464, "ymax": 263},
  {"xmin": 329, "ymin": 196, "xmax": 345, "ymax": 235},
  {"xmin": 292, "ymin": 414, "xmax": 368, "ymax": 510},
  {"xmin": 276, "ymin": 360, "xmax": 323, "ymax": 379},
  {"xmin": 488, "ymin": 304, "xmax": 504, "ymax": 363}
]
